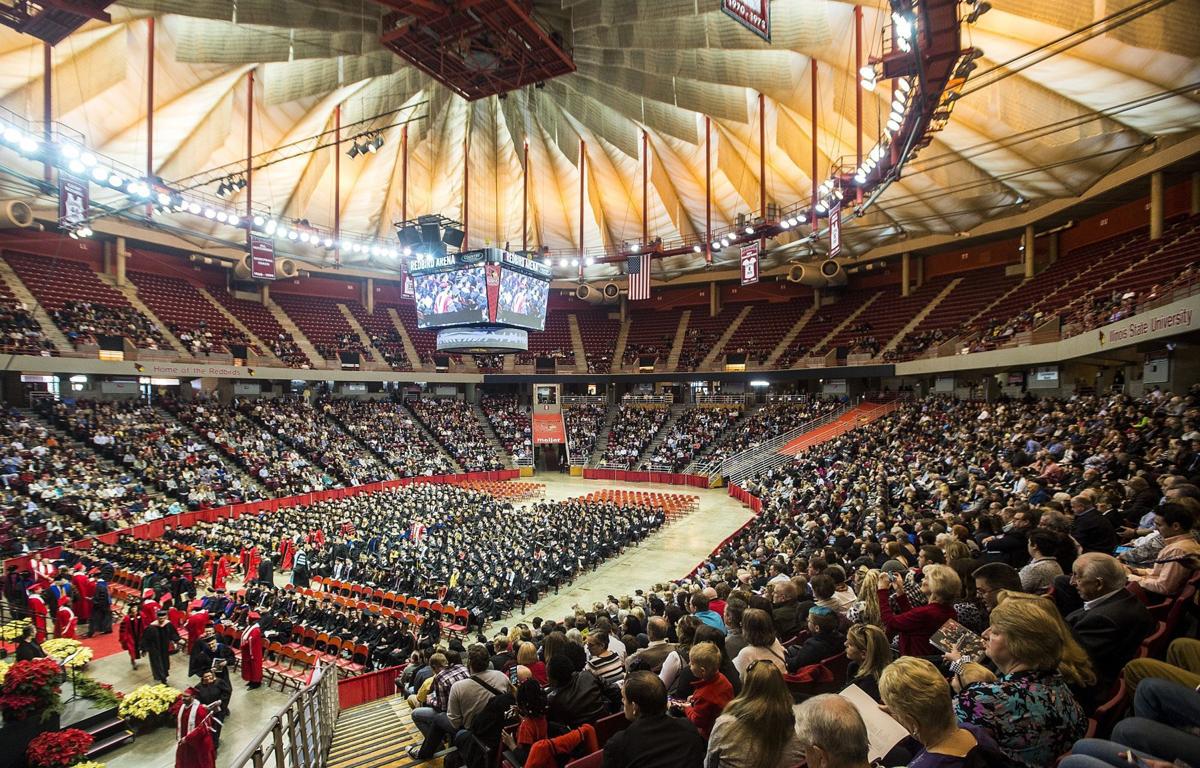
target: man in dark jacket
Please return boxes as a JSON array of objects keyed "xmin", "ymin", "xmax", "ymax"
[
  {"xmin": 770, "ymin": 579, "xmax": 811, "ymax": 641},
  {"xmin": 1066, "ymin": 553, "xmax": 1155, "ymax": 690},
  {"xmin": 256, "ymin": 555, "xmax": 274, "ymax": 587},
  {"xmin": 785, "ymin": 606, "xmax": 845, "ymax": 673},
  {"xmin": 602, "ymin": 671, "xmax": 704, "ymax": 768},
  {"xmin": 1072, "ymin": 495, "xmax": 1119, "ymax": 553},
  {"xmin": 547, "ymin": 655, "xmax": 617, "ymax": 728},
  {"xmin": 141, "ymin": 610, "xmax": 181, "ymax": 684}
]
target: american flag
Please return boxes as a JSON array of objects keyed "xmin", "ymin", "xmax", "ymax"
[{"xmin": 627, "ymin": 254, "xmax": 651, "ymax": 300}]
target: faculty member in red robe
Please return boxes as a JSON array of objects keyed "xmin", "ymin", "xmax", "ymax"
[
  {"xmin": 238, "ymin": 544, "xmax": 260, "ymax": 582},
  {"xmin": 175, "ymin": 688, "xmax": 216, "ymax": 768},
  {"xmin": 186, "ymin": 602, "xmax": 210, "ymax": 653},
  {"xmin": 70, "ymin": 566, "xmax": 93, "ymax": 623},
  {"xmin": 119, "ymin": 603, "xmax": 142, "ymax": 669},
  {"xmin": 207, "ymin": 554, "xmax": 229, "ymax": 591},
  {"xmin": 26, "ymin": 589, "xmax": 48, "ymax": 642},
  {"xmin": 239, "ymin": 612, "xmax": 264, "ymax": 689},
  {"xmin": 54, "ymin": 595, "xmax": 77, "ymax": 639}
]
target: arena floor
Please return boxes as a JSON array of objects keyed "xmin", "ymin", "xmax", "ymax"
[{"xmin": 93, "ymin": 474, "xmax": 753, "ymax": 768}]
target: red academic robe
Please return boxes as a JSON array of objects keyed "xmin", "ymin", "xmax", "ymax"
[
  {"xmin": 139, "ymin": 598, "xmax": 161, "ymax": 632},
  {"xmin": 168, "ymin": 605, "xmax": 187, "ymax": 633},
  {"xmin": 55, "ymin": 604, "xmax": 77, "ymax": 639},
  {"xmin": 175, "ymin": 699, "xmax": 216, "ymax": 768},
  {"xmin": 239, "ymin": 623, "xmax": 264, "ymax": 684},
  {"xmin": 207, "ymin": 556, "xmax": 229, "ymax": 591},
  {"xmin": 71, "ymin": 572, "xmax": 93, "ymax": 622},
  {"xmin": 27, "ymin": 593, "xmax": 48, "ymax": 642},
  {"xmin": 279, "ymin": 539, "xmax": 295, "ymax": 571},
  {"xmin": 239, "ymin": 546, "xmax": 260, "ymax": 580},
  {"xmin": 119, "ymin": 614, "xmax": 142, "ymax": 662},
  {"xmin": 186, "ymin": 611, "xmax": 210, "ymax": 653}
]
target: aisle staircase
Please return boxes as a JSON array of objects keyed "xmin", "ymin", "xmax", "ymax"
[
  {"xmin": 107, "ymin": 278, "xmax": 186, "ymax": 353},
  {"xmin": 195, "ymin": 286, "xmax": 282, "ymax": 365},
  {"xmin": 778, "ymin": 400, "xmax": 901, "ymax": 456},
  {"xmin": 400, "ymin": 402, "xmax": 464, "ymax": 472},
  {"xmin": 567, "ymin": 313, "xmax": 588, "ymax": 369},
  {"xmin": 812, "ymin": 292, "xmax": 881, "ymax": 353},
  {"xmin": 587, "ymin": 404, "xmax": 620, "ymax": 466},
  {"xmin": 153, "ymin": 405, "xmax": 267, "ymax": 495},
  {"xmin": 471, "ymin": 403, "xmax": 515, "ymax": 469},
  {"xmin": 765, "ymin": 303, "xmax": 817, "ymax": 368},
  {"xmin": 327, "ymin": 695, "xmax": 444, "ymax": 768},
  {"xmin": 881, "ymin": 278, "xmax": 962, "ymax": 357},
  {"xmin": 265, "ymin": 297, "xmax": 323, "ymax": 366},
  {"xmin": 385, "ymin": 307, "xmax": 423, "ymax": 369},
  {"xmin": 665, "ymin": 309, "xmax": 691, "ymax": 370},
  {"xmin": 338, "ymin": 304, "xmax": 386, "ymax": 362},
  {"xmin": 0, "ymin": 258, "xmax": 69, "ymax": 352},
  {"xmin": 611, "ymin": 317, "xmax": 631, "ymax": 367},
  {"xmin": 699, "ymin": 304, "xmax": 754, "ymax": 368},
  {"xmin": 637, "ymin": 403, "xmax": 688, "ymax": 468}
]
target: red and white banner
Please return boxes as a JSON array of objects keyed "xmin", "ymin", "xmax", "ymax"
[
  {"xmin": 485, "ymin": 263, "xmax": 501, "ymax": 322},
  {"xmin": 401, "ymin": 262, "xmax": 414, "ymax": 298},
  {"xmin": 740, "ymin": 242, "xmax": 760, "ymax": 286},
  {"xmin": 829, "ymin": 201, "xmax": 842, "ymax": 259},
  {"xmin": 249, "ymin": 233, "xmax": 276, "ymax": 281},
  {"xmin": 58, "ymin": 173, "xmax": 88, "ymax": 230},
  {"xmin": 722, "ymin": 0, "xmax": 771, "ymax": 42},
  {"xmin": 532, "ymin": 413, "xmax": 566, "ymax": 445}
]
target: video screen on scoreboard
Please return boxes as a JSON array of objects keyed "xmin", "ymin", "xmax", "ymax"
[
  {"xmin": 413, "ymin": 267, "xmax": 489, "ymax": 328},
  {"xmin": 496, "ymin": 268, "xmax": 549, "ymax": 331}
]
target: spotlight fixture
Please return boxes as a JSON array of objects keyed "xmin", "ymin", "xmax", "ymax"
[
  {"xmin": 966, "ymin": 1, "xmax": 991, "ymax": 23},
  {"xmin": 371, "ymin": 134, "xmax": 385, "ymax": 152},
  {"xmin": 692, "ymin": 244, "xmax": 702, "ymax": 252},
  {"xmin": 347, "ymin": 143, "xmax": 361, "ymax": 159}
]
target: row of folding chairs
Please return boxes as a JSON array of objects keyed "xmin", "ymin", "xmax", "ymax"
[{"xmin": 304, "ymin": 578, "xmax": 470, "ymax": 637}]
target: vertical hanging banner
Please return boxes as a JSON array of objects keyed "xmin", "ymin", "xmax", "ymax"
[
  {"xmin": 829, "ymin": 201, "xmax": 842, "ymax": 259},
  {"xmin": 740, "ymin": 242, "xmax": 760, "ymax": 285},
  {"xmin": 58, "ymin": 173, "xmax": 88, "ymax": 230},
  {"xmin": 722, "ymin": 0, "xmax": 771, "ymax": 41},
  {"xmin": 485, "ymin": 263, "xmax": 502, "ymax": 323},
  {"xmin": 401, "ymin": 261, "xmax": 415, "ymax": 299},
  {"xmin": 249, "ymin": 233, "xmax": 276, "ymax": 280}
]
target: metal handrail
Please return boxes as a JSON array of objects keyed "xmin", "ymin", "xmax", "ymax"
[
  {"xmin": 696, "ymin": 405, "xmax": 850, "ymax": 482},
  {"xmin": 228, "ymin": 661, "xmax": 340, "ymax": 768}
]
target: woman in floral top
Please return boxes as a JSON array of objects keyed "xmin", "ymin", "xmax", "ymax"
[{"xmin": 953, "ymin": 597, "xmax": 1089, "ymax": 768}]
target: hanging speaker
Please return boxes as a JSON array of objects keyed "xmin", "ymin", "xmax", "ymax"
[{"xmin": 442, "ymin": 227, "xmax": 465, "ymax": 248}]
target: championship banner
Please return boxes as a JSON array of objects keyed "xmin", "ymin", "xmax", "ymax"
[
  {"xmin": 740, "ymin": 242, "xmax": 760, "ymax": 285},
  {"xmin": 400, "ymin": 261, "xmax": 415, "ymax": 298},
  {"xmin": 485, "ymin": 263, "xmax": 502, "ymax": 322},
  {"xmin": 249, "ymin": 233, "xmax": 276, "ymax": 281},
  {"xmin": 829, "ymin": 201, "xmax": 842, "ymax": 259},
  {"xmin": 58, "ymin": 173, "xmax": 88, "ymax": 230},
  {"xmin": 721, "ymin": 0, "xmax": 770, "ymax": 42},
  {"xmin": 532, "ymin": 412, "xmax": 566, "ymax": 445}
]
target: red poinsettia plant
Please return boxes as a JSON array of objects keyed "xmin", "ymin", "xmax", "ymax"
[
  {"xmin": 26, "ymin": 728, "xmax": 93, "ymax": 768},
  {"xmin": 0, "ymin": 657, "xmax": 64, "ymax": 722}
]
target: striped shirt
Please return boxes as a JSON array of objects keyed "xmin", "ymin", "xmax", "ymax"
[{"xmin": 586, "ymin": 651, "xmax": 626, "ymax": 688}]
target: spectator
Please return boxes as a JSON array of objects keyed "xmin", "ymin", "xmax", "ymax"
[
  {"xmin": 677, "ymin": 641, "xmax": 733, "ymax": 738},
  {"xmin": 843, "ymin": 623, "xmax": 892, "ymax": 702},
  {"xmin": 706, "ymin": 660, "xmax": 805, "ymax": 768},
  {"xmin": 792, "ymin": 693, "xmax": 872, "ymax": 768},
  {"xmin": 732, "ymin": 608, "xmax": 786, "ymax": 678},
  {"xmin": 601, "ymin": 671, "xmax": 705, "ymax": 768},
  {"xmin": 878, "ymin": 564, "xmax": 960, "ymax": 656}
]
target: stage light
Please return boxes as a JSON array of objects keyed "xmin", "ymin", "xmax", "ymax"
[
  {"xmin": 886, "ymin": 118, "xmax": 901, "ymax": 133},
  {"xmin": 235, "ymin": 177, "xmax": 247, "ymax": 191},
  {"xmin": 204, "ymin": 208, "xmax": 216, "ymax": 219},
  {"xmin": 571, "ymin": 258, "xmax": 580, "ymax": 267},
  {"xmin": 780, "ymin": 219, "xmax": 791, "ymax": 229},
  {"xmin": 228, "ymin": 215, "xmax": 241, "ymax": 227},
  {"xmin": 692, "ymin": 244, "xmax": 702, "ymax": 252},
  {"xmin": 59, "ymin": 144, "xmax": 80, "ymax": 159},
  {"xmin": 157, "ymin": 192, "xmax": 170, "ymax": 205},
  {"xmin": 586, "ymin": 256, "xmax": 596, "ymax": 265},
  {"xmin": 287, "ymin": 229, "xmax": 298, "ymax": 240},
  {"xmin": 323, "ymin": 238, "xmax": 334, "ymax": 248},
  {"xmin": 402, "ymin": 246, "xmax": 412, "ymax": 256},
  {"xmin": 796, "ymin": 213, "xmax": 806, "ymax": 224},
  {"xmin": 816, "ymin": 201, "xmax": 828, "ymax": 214},
  {"xmin": 854, "ymin": 172, "xmax": 867, "ymax": 184},
  {"xmin": 299, "ymin": 232, "xmax": 311, "ymax": 243},
  {"xmin": 859, "ymin": 65, "xmax": 875, "ymax": 80},
  {"xmin": 744, "ymin": 226, "xmax": 754, "ymax": 235},
  {"xmin": 68, "ymin": 159, "xmax": 85, "ymax": 174},
  {"xmin": 347, "ymin": 144, "xmax": 360, "ymax": 159},
  {"xmin": 371, "ymin": 134, "xmax": 385, "ymax": 152},
  {"xmin": 631, "ymin": 243, "xmax": 640, "ymax": 253},
  {"xmin": 3, "ymin": 128, "xmax": 21, "ymax": 145},
  {"xmin": 216, "ymin": 211, "xmax": 228, "ymax": 223},
  {"xmin": 955, "ymin": 60, "xmax": 978, "ymax": 78},
  {"xmin": 253, "ymin": 215, "xmax": 265, "ymax": 227},
  {"xmin": 264, "ymin": 219, "xmax": 278, "ymax": 235},
  {"xmin": 216, "ymin": 182, "xmax": 229, "ymax": 197},
  {"xmin": 898, "ymin": 78, "xmax": 912, "ymax": 92},
  {"xmin": 558, "ymin": 258, "xmax": 567, "ymax": 267},
  {"xmin": 80, "ymin": 152, "xmax": 97, "ymax": 167},
  {"xmin": 711, "ymin": 241, "xmax": 720, "ymax": 250}
]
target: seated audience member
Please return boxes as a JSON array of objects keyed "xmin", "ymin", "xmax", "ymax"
[
  {"xmin": 675, "ymin": 641, "xmax": 733, "ymax": 739},
  {"xmin": 694, "ymin": 624, "xmax": 741, "ymax": 696},
  {"xmin": 517, "ymin": 642, "xmax": 547, "ymax": 686},
  {"xmin": 1060, "ymin": 678, "xmax": 1200, "ymax": 768},
  {"xmin": 690, "ymin": 592, "xmax": 727, "ymax": 634},
  {"xmin": 447, "ymin": 644, "xmax": 512, "ymax": 753},
  {"xmin": 585, "ymin": 630, "xmax": 625, "ymax": 688},
  {"xmin": 408, "ymin": 648, "xmax": 468, "ymax": 761},
  {"xmin": 732, "ymin": 608, "xmax": 787, "ymax": 678},
  {"xmin": 546, "ymin": 654, "xmax": 615, "ymax": 728},
  {"xmin": 723, "ymin": 597, "xmax": 750, "ymax": 660},
  {"xmin": 1019, "ymin": 528, "xmax": 1067, "ymax": 592},
  {"xmin": 660, "ymin": 615, "xmax": 700, "ymax": 696},
  {"xmin": 792, "ymin": 693, "xmax": 872, "ymax": 768},
  {"xmin": 626, "ymin": 615, "xmax": 674, "ymax": 674},
  {"xmin": 879, "ymin": 657, "xmax": 1004, "ymax": 768},
  {"xmin": 769, "ymin": 579, "xmax": 809, "ymax": 640},
  {"xmin": 505, "ymin": 679, "xmax": 548, "ymax": 764},
  {"xmin": 843, "ymin": 624, "xmax": 892, "ymax": 702},
  {"xmin": 602, "ymin": 671, "xmax": 705, "ymax": 768},
  {"xmin": 953, "ymin": 596, "xmax": 1089, "ymax": 768},
  {"xmin": 878, "ymin": 563, "xmax": 960, "ymax": 656},
  {"xmin": 1071, "ymin": 494, "xmax": 1119, "ymax": 554},
  {"xmin": 706, "ymin": 660, "xmax": 805, "ymax": 768},
  {"xmin": 1125, "ymin": 504, "xmax": 1200, "ymax": 597},
  {"xmin": 1064, "ymin": 553, "xmax": 1154, "ymax": 688},
  {"xmin": 972, "ymin": 562, "xmax": 1024, "ymax": 613},
  {"xmin": 1125, "ymin": 637, "xmax": 1200, "ymax": 690},
  {"xmin": 785, "ymin": 605, "xmax": 844, "ymax": 673}
]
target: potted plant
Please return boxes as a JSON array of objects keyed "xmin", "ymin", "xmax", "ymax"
[
  {"xmin": 117, "ymin": 683, "xmax": 181, "ymax": 733},
  {"xmin": 40, "ymin": 640, "xmax": 93, "ymax": 671},
  {"xmin": 26, "ymin": 728, "xmax": 93, "ymax": 768},
  {"xmin": 0, "ymin": 658, "xmax": 66, "ymax": 768}
]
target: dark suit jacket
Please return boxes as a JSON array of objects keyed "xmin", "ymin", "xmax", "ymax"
[
  {"xmin": 1067, "ymin": 589, "xmax": 1155, "ymax": 678},
  {"xmin": 1072, "ymin": 509, "xmax": 1118, "ymax": 553},
  {"xmin": 602, "ymin": 713, "xmax": 705, "ymax": 768}
]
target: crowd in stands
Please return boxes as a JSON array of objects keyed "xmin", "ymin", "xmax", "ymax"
[
  {"xmin": 167, "ymin": 399, "xmax": 335, "ymax": 497},
  {"xmin": 642, "ymin": 407, "xmax": 740, "ymax": 472},
  {"xmin": 267, "ymin": 332, "xmax": 310, "ymax": 368},
  {"xmin": 314, "ymin": 333, "xmax": 370, "ymax": 363},
  {"xmin": 622, "ymin": 343, "xmax": 671, "ymax": 366},
  {"xmin": 887, "ymin": 328, "xmax": 949, "ymax": 361},
  {"xmin": 241, "ymin": 398, "xmax": 385, "ymax": 487},
  {"xmin": 52, "ymin": 300, "xmax": 169, "ymax": 350},
  {"xmin": 480, "ymin": 396, "xmax": 533, "ymax": 463},
  {"xmin": 408, "ymin": 398, "xmax": 505, "ymax": 472},
  {"xmin": 173, "ymin": 323, "xmax": 255, "ymax": 357},
  {"xmin": 0, "ymin": 298, "xmax": 54, "ymax": 356},
  {"xmin": 1, "ymin": 408, "xmax": 162, "ymax": 553},
  {"xmin": 37, "ymin": 399, "xmax": 260, "ymax": 509},
  {"xmin": 564, "ymin": 403, "xmax": 607, "ymax": 464},
  {"xmin": 701, "ymin": 398, "xmax": 841, "ymax": 468},
  {"xmin": 322, "ymin": 399, "xmax": 454, "ymax": 477},
  {"xmin": 601, "ymin": 406, "xmax": 669, "ymax": 468}
]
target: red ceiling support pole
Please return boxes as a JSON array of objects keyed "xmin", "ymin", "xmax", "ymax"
[
  {"xmin": 759, "ymin": 91, "xmax": 766, "ymax": 253},
  {"xmin": 521, "ymin": 139, "xmax": 528, "ymax": 253},
  {"xmin": 705, "ymin": 116, "xmax": 711, "ymax": 265},
  {"xmin": 810, "ymin": 59, "xmax": 819, "ymax": 220},
  {"xmin": 462, "ymin": 133, "xmax": 470, "ymax": 248},
  {"xmin": 578, "ymin": 139, "xmax": 585, "ymax": 279},
  {"xmin": 854, "ymin": 4, "xmax": 864, "ymax": 204},
  {"xmin": 641, "ymin": 129, "xmax": 648, "ymax": 245},
  {"xmin": 146, "ymin": 17, "xmax": 154, "ymax": 192},
  {"xmin": 401, "ymin": 123, "xmax": 408, "ymax": 222},
  {"xmin": 246, "ymin": 70, "xmax": 254, "ymax": 234},
  {"xmin": 42, "ymin": 43, "xmax": 51, "ymax": 181},
  {"xmin": 334, "ymin": 104, "xmax": 341, "ymax": 266}
]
